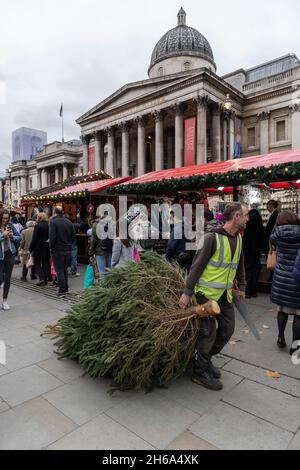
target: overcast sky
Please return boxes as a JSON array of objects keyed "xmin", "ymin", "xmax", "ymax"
[{"xmin": 0, "ymin": 0, "xmax": 299, "ymax": 170}]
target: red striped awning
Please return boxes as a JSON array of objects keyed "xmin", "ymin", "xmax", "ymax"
[
  {"xmin": 120, "ymin": 149, "xmax": 300, "ymax": 186},
  {"xmin": 48, "ymin": 176, "xmax": 132, "ymax": 196}
]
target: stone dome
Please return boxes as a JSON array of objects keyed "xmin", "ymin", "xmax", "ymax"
[{"xmin": 148, "ymin": 8, "xmax": 216, "ymax": 78}]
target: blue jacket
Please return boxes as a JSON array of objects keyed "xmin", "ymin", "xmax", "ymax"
[
  {"xmin": 270, "ymin": 225, "xmax": 300, "ymax": 309},
  {"xmin": 293, "ymin": 248, "xmax": 300, "ymax": 285},
  {"xmin": 0, "ymin": 225, "xmax": 22, "ymax": 261}
]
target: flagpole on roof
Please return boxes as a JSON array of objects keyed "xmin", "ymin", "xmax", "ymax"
[{"xmin": 59, "ymin": 103, "xmax": 64, "ymax": 143}]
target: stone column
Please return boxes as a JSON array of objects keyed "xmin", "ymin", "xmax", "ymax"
[
  {"xmin": 258, "ymin": 111, "xmax": 270, "ymax": 154},
  {"xmin": 82, "ymin": 136, "xmax": 90, "ymax": 175},
  {"xmin": 136, "ymin": 116, "xmax": 147, "ymax": 176},
  {"xmin": 167, "ymin": 129, "xmax": 174, "ymax": 169},
  {"xmin": 55, "ymin": 165, "xmax": 60, "ymax": 183},
  {"xmin": 195, "ymin": 95, "xmax": 209, "ymax": 165},
  {"xmin": 21, "ymin": 176, "xmax": 27, "ymax": 196},
  {"xmin": 212, "ymin": 103, "xmax": 222, "ymax": 162},
  {"xmin": 120, "ymin": 122, "xmax": 131, "ymax": 177},
  {"xmin": 106, "ymin": 127, "xmax": 115, "ymax": 176},
  {"xmin": 36, "ymin": 170, "xmax": 41, "ymax": 190},
  {"xmin": 173, "ymin": 103, "xmax": 184, "ymax": 168},
  {"xmin": 41, "ymin": 169, "xmax": 48, "ymax": 187},
  {"xmin": 223, "ymin": 117, "xmax": 228, "ymax": 161},
  {"xmin": 289, "ymin": 104, "xmax": 300, "ymax": 149},
  {"xmin": 229, "ymin": 112, "xmax": 235, "ymax": 160},
  {"xmin": 63, "ymin": 164, "xmax": 68, "ymax": 180},
  {"xmin": 94, "ymin": 132, "xmax": 104, "ymax": 172},
  {"xmin": 153, "ymin": 110, "xmax": 165, "ymax": 171}
]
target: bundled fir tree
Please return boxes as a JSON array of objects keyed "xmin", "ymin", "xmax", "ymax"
[{"xmin": 47, "ymin": 252, "xmax": 219, "ymax": 391}]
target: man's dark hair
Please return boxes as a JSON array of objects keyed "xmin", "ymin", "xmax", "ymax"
[
  {"xmin": 267, "ymin": 200, "xmax": 278, "ymax": 209},
  {"xmin": 55, "ymin": 207, "xmax": 63, "ymax": 215},
  {"xmin": 204, "ymin": 209, "xmax": 214, "ymax": 222},
  {"xmin": 224, "ymin": 202, "xmax": 243, "ymax": 222}
]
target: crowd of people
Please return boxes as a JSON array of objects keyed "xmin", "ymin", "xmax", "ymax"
[{"xmin": 0, "ymin": 198, "xmax": 299, "ymax": 392}]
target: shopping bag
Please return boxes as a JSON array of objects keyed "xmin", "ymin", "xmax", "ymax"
[
  {"xmin": 26, "ymin": 254, "xmax": 34, "ymax": 268},
  {"xmin": 84, "ymin": 264, "xmax": 95, "ymax": 289},
  {"xmin": 267, "ymin": 242, "xmax": 276, "ymax": 271},
  {"xmin": 133, "ymin": 247, "xmax": 141, "ymax": 262}
]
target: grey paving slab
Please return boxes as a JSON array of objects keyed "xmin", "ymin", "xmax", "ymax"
[
  {"xmin": 38, "ymin": 357, "xmax": 83, "ymax": 383},
  {"xmin": 32, "ymin": 338, "xmax": 56, "ymax": 355},
  {"xmin": 0, "ymin": 317, "xmax": 40, "ymax": 330},
  {"xmin": 0, "ymin": 326, "xmax": 41, "ymax": 347},
  {"xmin": 233, "ymin": 314, "xmax": 293, "ymax": 347},
  {"xmin": 28, "ymin": 309, "xmax": 67, "ymax": 323},
  {"xmin": 158, "ymin": 371, "xmax": 242, "ymax": 416},
  {"xmin": 48, "ymin": 414, "xmax": 154, "ymax": 450},
  {"xmin": 0, "ymin": 398, "xmax": 76, "ymax": 450},
  {"xmin": 0, "ymin": 402, "xmax": 9, "ymax": 413},
  {"xmin": 190, "ymin": 402, "xmax": 293, "ymax": 450},
  {"xmin": 0, "ymin": 324, "xmax": 8, "ymax": 333},
  {"xmin": 222, "ymin": 379, "xmax": 300, "ymax": 432},
  {"xmin": 0, "ymin": 365, "xmax": 63, "ymax": 406},
  {"xmin": 5, "ymin": 342, "xmax": 53, "ymax": 371},
  {"xmin": 165, "ymin": 431, "xmax": 218, "ymax": 450},
  {"xmin": 288, "ymin": 429, "xmax": 300, "ymax": 450},
  {"xmin": 223, "ymin": 360, "xmax": 300, "ymax": 398},
  {"xmin": 222, "ymin": 341, "xmax": 300, "ymax": 379},
  {"xmin": 43, "ymin": 377, "xmax": 125, "ymax": 425},
  {"xmin": 0, "ymin": 365, "xmax": 9, "ymax": 377},
  {"xmin": 107, "ymin": 391, "xmax": 199, "ymax": 449}
]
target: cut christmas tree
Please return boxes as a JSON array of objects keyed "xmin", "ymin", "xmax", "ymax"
[{"xmin": 46, "ymin": 252, "xmax": 219, "ymax": 391}]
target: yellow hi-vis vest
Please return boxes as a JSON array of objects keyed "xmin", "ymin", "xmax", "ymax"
[{"xmin": 195, "ymin": 233, "xmax": 242, "ymax": 303}]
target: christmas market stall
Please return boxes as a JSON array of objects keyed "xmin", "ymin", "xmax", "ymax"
[
  {"xmin": 110, "ymin": 149, "xmax": 300, "ymax": 291},
  {"xmin": 21, "ymin": 172, "xmax": 132, "ymax": 262}
]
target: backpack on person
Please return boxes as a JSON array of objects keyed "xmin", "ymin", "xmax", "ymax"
[{"xmin": 99, "ymin": 223, "xmax": 113, "ymax": 251}]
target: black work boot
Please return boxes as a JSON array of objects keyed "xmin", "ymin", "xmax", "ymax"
[
  {"xmin": 207, "ymin": 360, "xmax": 221, "ymax": 379},
  {"xmin": 191, "ymin": 372, "xmax": 223, "ymax": 391}
]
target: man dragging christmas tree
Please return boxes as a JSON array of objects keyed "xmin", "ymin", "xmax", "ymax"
[{"xmin": 179, "ymin": 202, "xmax": 249, "ymax": 391}]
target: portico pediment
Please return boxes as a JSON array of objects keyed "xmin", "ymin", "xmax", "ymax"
[
  {"xmin": 77, "ymin": 71, "xmax": 205, "ymax": 125},
  {"xmin": 77, "ymin": 69, "xmax": 244, "ymax": 130}
]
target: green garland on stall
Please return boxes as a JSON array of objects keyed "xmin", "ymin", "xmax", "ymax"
[{"xmin": 108, "ymin": 162, "xmax": 300, "ymax": 194}]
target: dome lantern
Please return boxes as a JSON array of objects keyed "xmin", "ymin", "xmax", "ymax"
[
  {"xmin": 177, "ymin": 7, "xmax": 186, "ymax": 26},
  {"xmin": 148, "ymin": 9, "xmax": 216, "ymax": 78}
]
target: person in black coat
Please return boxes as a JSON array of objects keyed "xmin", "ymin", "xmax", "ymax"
[
  {"xmin": 264, "ymin": 200, "xmax": 279, "ymax": 255},
  {"xmin": 270, "ymin": 210, "xmax": 300, "ymax": 355},
  {"xmin": 243, "ymin": 209, "xmax": 265, "ymax": 298},
  {"xmin": 49, "ymin": 207, "xmax": 75, "ymax": 297},
  {"xmin": 29, "ymin": 212, "xmax": 50, "ymax": 286}
]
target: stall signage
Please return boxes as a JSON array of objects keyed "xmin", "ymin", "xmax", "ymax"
[
  {"xmin": 89, "ymin": 146, "xmax": 95, "ymax": 173},
  {"xmin": 184, "ymin": 117, "xmax": 196, "ymax": 166}
]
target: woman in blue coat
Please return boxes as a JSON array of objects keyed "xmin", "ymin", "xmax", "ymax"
[
  {"xmin": 0, "ymin": 209, "xmax": 22, "ymax": 310},
  {"xmin": 270, "ymin": 211, "xmax": 300, "ymax": 355}
]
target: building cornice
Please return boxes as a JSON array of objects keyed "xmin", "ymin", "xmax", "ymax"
[
  {"xmin": 245, "ymin": 85, "xmax": 295, "ymax": 105},
  {"xmin": 80, "ymin": 70, "xmax": 244, "ymax": 134}
]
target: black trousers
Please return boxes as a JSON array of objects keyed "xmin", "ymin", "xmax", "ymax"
[
  {"xmin": 0, "ymin": 251, "xmax": 15, "ymax": 300},
  {"xmin": 52, "ymin": 253, "xmax": 71, "ymax": 294},
  {"xmin": 245, "ymin": 258, "xmax": 261, "ymax": 297},
  {"xmin": 22, "ymin": 264, "xmax": 36, "ymax": 280},
  {"xmin": 34, "ymin": 255, "xmax": 50, "ymax": 284},
  {"xmin": 194, "ymin": 291, "xmax": 235, "ymax": 375}
]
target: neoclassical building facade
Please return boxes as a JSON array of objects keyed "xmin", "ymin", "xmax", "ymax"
[
  {"xmin": 8, "ymin": 141, "xmax": 83, "ymax": 207},
  {"xmin": 8, "ymin": 8, "xmax": 300, "ymax": 206},
  {"xmin": 77, "ymin": 9, "xmax": 300, "ymax": 178}
]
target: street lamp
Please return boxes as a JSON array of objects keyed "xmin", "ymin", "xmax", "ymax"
[
  {"xmin": 8, "ymin": 167, "xmax": 12, "ymax": 208},
  {"xmin": 224, "ymin": 94, "xmax": 233, "ymax": 114}
]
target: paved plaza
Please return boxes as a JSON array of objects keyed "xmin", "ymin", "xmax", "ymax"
[{"xmin": 0, "ymin": 264, "xmax": 299, "ymax": 450}]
